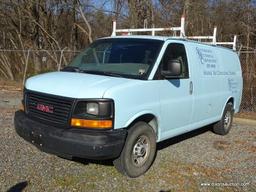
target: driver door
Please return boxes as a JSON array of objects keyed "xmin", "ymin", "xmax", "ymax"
[{"xmin": 158, "ymin": 42, "xmax": 194, "ymax": 139}]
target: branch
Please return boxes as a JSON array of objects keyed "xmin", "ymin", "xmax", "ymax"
[
  {"xmin": 0, "ymin": 53, "xmax": 14, "ymax": 80},
  {"xmin": 74, "ymin": 23, "xmax": 90, "ymax": 37},
  {"xmin": 77, "ymin": 5, "xmax": 93, "ymax": 43},
  {"xmin": 31, "ymin": 19, "xmax": 62, "ymax": 51}
]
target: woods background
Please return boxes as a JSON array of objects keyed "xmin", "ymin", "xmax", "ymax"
[{"xmin": 0, "ymin": 0, "xmax": 255, "ymax": 112}]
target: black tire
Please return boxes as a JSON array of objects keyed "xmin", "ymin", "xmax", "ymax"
[
  {"xmin": 113, "ymin": 121, "xmax": 156, "ymax": 178},
  {"xmin": 213, "ymin": 102, "xmax": 234, "ymax": 135}
]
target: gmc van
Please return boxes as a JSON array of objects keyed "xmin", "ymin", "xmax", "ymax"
[{"xmin": 14, "ymin": 23, "xmax": 242, "ymax": 178}]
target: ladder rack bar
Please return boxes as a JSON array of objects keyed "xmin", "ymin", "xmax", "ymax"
[
  {"xmin": 213, "ymin": 27, "xmax": 217, "ymax": 44},
  {"xmin": 216, "ymin": 42, "xmax": 234, "ymax": 45},
  {"xmin": 187, "ymin": 27, "xmax": 217, "ymax": 42},
  {"xmin": 233, "ymin": 35, "xmax": 237, "ymax": 51},
  {"xmin": 111, "ymin": 17, "xmax": 185, "ymax": 36},
  {"xmin": 180, "ymin": 16, "xmax": 185, "ymax": 37},
  {"xmin": 111, "ymin": 20, "xmax": 117, "ymax": 36},
  {"xmin": 115, "ymin": 27, "xmax": 182, "ymax": 33},
  {"xmin": 187, "ymin": 36, "xmax": 214, "ymax": 40},
  {"xmin": 215, "ymin": 35, "xmax": 237, "ymax": 50}
]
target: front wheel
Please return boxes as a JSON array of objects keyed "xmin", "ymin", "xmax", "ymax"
[
  {"xmin": 213, "ymin": 102, "xmax": 234, "ymax": 135},
  {"xmin": 113, "ymin": 122, "xmax": 156, "ymax": 178}
]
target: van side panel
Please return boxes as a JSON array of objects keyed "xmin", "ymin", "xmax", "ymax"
[
  {"xmin": 218, "ymin": 49, "xmax": 243, "ymax": 113},
  {"xmin": 190, "ymin": 42, "xmax": 242, "ymax": 126}
]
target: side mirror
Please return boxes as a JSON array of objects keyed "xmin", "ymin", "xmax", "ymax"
[{"xmin": 161, "ymin": 59, "xmax": 182, "ymax": 78}]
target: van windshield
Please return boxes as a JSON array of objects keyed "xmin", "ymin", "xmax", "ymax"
[{"xmin": 66, "ymin": 38, "xmax": 163, "ymax": 79}]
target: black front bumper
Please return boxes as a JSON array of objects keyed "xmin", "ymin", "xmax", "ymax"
[{"xmin": 14, "ymin": 111, "xmax": 127, "ymax": 160}]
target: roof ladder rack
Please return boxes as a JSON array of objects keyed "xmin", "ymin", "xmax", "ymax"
[
  {"xmin": 111, "ymin": 16, "xmax": 186, "ymax": 37},
  {"xmin": 187, "ymin": 27, "xmax": 217, "ymax": 44},
  {"xmin": 111, "ymin": 16, "xmax": 237, "ymax": 51},
  {"xmin": 187, "ymin": 27, "xmax": 237, "ymax": 51},
  {"xmin": 216, "ymin": 35, "xmax": 237, "ymax": 51}
]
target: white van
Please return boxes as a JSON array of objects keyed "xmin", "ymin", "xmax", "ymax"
[{"xmin": 14, "ymin": 18, "xmax": 243, "ymax": 177}]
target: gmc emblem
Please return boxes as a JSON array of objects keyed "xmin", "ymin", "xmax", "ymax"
[{"xmin": 36, "ymin": 103, "xmax": 54, "ymax": 113}]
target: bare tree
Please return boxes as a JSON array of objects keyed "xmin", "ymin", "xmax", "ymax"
[{"xmin": 75, "ymin": 1, "xmax": 93, "ymax": 43}]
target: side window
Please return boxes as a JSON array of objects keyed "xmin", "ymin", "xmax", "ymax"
[{"xmin": 161, "ymin": 43, "xmax": 189, "ymax": 78}]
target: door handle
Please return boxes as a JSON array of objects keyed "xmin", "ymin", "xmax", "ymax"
[{"xmin": 189, "ymin": 81, "xmax": 193, "ymax": 95}]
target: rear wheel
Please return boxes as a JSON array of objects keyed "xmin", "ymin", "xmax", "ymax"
[
  {"xmin": 213, "ymin": 102, "xmax": 234, "ymax": 135},
  {"xmin": 113, "ymin": 122, "xmax": 156, "ymax": 178}
]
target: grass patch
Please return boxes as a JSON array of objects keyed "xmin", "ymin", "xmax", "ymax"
[{"xmin": 54, "ymin": 175, "xmax": 81, "ymax": 188}]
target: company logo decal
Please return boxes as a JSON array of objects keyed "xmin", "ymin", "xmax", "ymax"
[
  {"xmin": 196, "ymin": 47, "xmax": 217, "ymax": 67},
  {"xmin": 36, "ymin": 103, "xmax": 54, "ymax": 113}
]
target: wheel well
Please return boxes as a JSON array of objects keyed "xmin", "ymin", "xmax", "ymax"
[
  {"xmin": 129, "ymin": 114, "xmax": 158, "ymax": 137},
  {"xmin": 227, "ymin": 97, "xmax": 234, "ymax": 106}
]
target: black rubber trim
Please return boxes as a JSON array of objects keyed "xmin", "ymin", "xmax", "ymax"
[{"xmin": 14, "ymin": 110, "xmax": 127, "ymax": 160}]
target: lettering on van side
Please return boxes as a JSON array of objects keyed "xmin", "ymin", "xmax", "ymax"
[
  {"xmin": 196, "ymin": 47, "xmax": 217, "ymax": 68},
  {"xmin": 203, "ymin": 70, "xmax": 236, "ymax": 76},
  {"xmin": 228, "ymin": 78, "xmax": 238, "ymax": 93},
  {"xmin": 196, "ymin": 47, "xmax": 219, "ymax": 76},
  {"xmin": 196, "ymin": 47, "xmax": 236, "ymax": 77}
]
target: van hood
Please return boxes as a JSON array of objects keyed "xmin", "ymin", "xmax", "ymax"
[{"xmin": 25, "ymin": 71, "xmax": 131, "ymax": 98}]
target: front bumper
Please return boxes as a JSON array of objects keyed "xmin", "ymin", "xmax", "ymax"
[{"xmin": 14, "ymin": 110, "xmax": 127, "ymax": 160}]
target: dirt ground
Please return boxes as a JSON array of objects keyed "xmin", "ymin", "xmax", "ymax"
[
  {"xmin": 235, "ymin": 112, "xmax": 256, "ymax": 120},
  {"xmin": 0, "ymin": 81, "xmax": 255, "ymax": 192}
]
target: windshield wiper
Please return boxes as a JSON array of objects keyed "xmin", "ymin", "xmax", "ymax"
[
  {"xmin": 61, "ymin": 66, "xmax": 81, "ymax": 72},
  {"xmin": 81, "ymin": 70, "xmax": 123, "ymax": 77},
  {"xmin": 61, "ymin": 67, "xmax": 122, "ymax": 77}
]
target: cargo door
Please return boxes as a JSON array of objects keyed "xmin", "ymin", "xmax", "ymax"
[{"xmin": 191, "ymin": 45, "xmax": 222, "ymax": 124}]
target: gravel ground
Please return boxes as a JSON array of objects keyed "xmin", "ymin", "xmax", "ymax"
[{"xmin": 0, "ymin": 88, "xmax": 255, "ymax": 192}]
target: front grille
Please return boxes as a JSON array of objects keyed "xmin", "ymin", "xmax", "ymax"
[{"xmin": 25, "ymin": 91, "xmax": 74, "ymax": 126}]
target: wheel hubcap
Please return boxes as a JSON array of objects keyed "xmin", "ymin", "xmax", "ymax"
[
  {"xmin": 224, "ymin": 111, "xmax": 231, "ymax": 130},
  {"xmin": 132, "ymin": 136, "xmax": 150, "ymax": 166}
]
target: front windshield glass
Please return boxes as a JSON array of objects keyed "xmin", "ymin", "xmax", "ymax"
[{"xmin": 68, "ymin": 38, "xmax": 163, "ymax": 79}]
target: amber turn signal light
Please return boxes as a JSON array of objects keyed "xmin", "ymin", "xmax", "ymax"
[{"xmin": 71, "ymin": 118, "xmax": 112, "ymax": 129}]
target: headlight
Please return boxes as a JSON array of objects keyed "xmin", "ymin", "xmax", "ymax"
[
  {"xmin": 72, "ymin": 99, "xmax": 114, "ymax": 129},
  {"xmin": 86, "ymin": 102, "xmax": 99, "ymax": 115}
]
